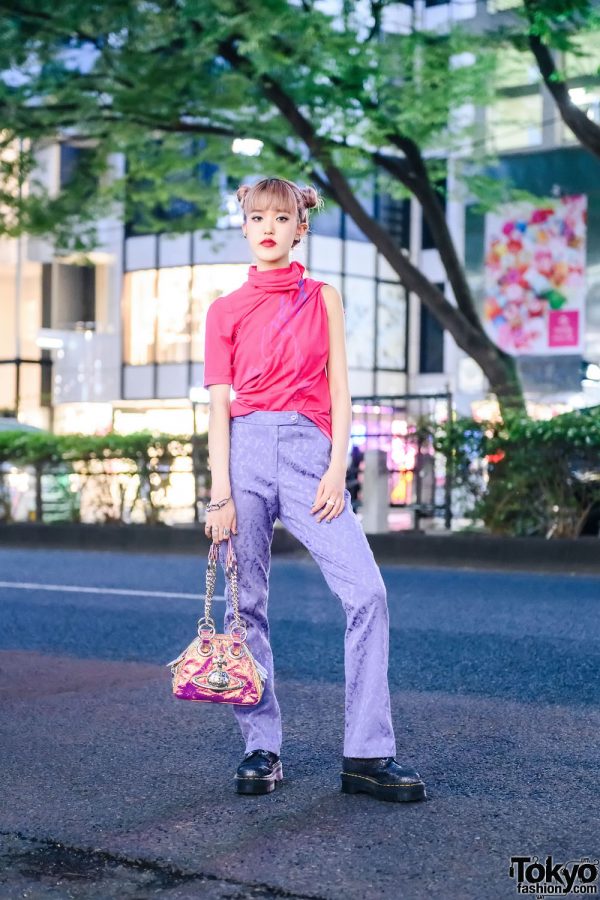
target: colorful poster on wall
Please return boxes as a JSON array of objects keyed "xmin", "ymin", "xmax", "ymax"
[{"xmin": 483, "ymin": 195, "xmax": 586, "ymax": 355}]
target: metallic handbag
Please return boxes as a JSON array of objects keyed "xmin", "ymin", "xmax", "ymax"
[{"xmin": 165, "ymin": 536, "xmax": 268, "ymax": 705}]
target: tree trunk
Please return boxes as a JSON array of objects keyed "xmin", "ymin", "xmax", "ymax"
[
  {"xmin": 321, "ymin": 163, "xmax": 527, "ymax": 415},
  {"xmin": 524, "ymin": 3, "xmax": 600, "ymax": 160}
]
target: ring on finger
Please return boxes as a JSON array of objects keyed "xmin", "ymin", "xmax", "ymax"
[{"xmin": 323, "ymin": 497, "xmax": 340, "ymax": 521}]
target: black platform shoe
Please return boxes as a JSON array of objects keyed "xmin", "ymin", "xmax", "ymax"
[
  {"xmin": 234, "ymin": 749, "xmax": 283, "ymax": 795},
  {"xmin": 340, "ymin": 756, "xmax": 426, "ymax": 803}
]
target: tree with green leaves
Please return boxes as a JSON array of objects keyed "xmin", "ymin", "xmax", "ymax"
[
  {"xmin": 0, "ymin": 0, "xmax": 527, "ymax": 413},
  {"xmin": 521, "ymin": 0, "xmax": 600, "ymax": 159}
]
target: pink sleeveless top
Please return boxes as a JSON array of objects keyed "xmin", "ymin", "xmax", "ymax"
[{"xmin": 203, "ymin": 260, "xmax": 335, "ymax": 442}]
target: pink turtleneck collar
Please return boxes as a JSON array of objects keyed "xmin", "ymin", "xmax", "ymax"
[{"xmin": 247, "ymin": 259, "xmax": 305, "ymax": 291}]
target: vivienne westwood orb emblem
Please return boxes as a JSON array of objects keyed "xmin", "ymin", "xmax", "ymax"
[
  {"xmin": 192, "ymin": 651, "xmax": 245, "ymax": 693},
  {"xmin": 207, "ymin": 654, "xmax": 231, "ymax": 688}
]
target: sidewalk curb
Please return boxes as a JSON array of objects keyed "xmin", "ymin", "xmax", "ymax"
[{"xmin": 1, "ymin": 522, "xmax": 599, "ymax": 574}]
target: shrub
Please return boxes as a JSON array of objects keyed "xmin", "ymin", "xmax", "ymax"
[{"xmin": 435, "ymin": 407, "xmax": 600, "ymax": 538}]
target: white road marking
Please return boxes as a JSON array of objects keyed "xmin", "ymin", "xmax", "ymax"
[{"xmin": 0, "ymin": 581, "xmax": 225, "ymax": 601}]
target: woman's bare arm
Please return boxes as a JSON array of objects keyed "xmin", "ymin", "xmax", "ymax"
[
  {"xmin": 207, "ymin": 385, "xmax": 232, "ymax": 499},
  {"xmin": 321, "ymin": 283, "xmax": 352, "ymax": 475}
]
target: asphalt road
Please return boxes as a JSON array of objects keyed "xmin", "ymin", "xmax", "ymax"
[{"xmin": 0, "ymin": 546, "xmax": 598, "ymax": 900}]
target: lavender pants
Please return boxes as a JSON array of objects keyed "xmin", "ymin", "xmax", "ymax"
[{"xmin": 216, "ymin": 410, "xmax": 397, "ymax": 759}]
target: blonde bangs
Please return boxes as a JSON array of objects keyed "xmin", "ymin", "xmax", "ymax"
[{"xmin": 242, "ymin": 179, "xmax": 299, "ymax": 219}]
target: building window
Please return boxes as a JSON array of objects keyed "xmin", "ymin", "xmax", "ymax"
[
  {"xmin": 123, "ymin": 264, "xmax": 247, "ymax": 366},
  {"xmin": 123, "ymin": 270, "xmax": 157, "ymax": 365},
  {"xmin": 561, "ymin": 86, "xmax": 600, "ymax": 143},
  {"xmin": 345, "ymin": 276, "xmax": 376, "ymax": 369},
  {"xmin": 0, "ymin": 363, "xmax": 16, "ymax": 413},
  {"xmin": 488, "ymin": 94, "xmax": 543, "ymax": 152},
  {"xmin": 55, "ymin": 263, "xmax": 95, "ymax": 326},
  {"xmin": 561, "ymin": 31, "xmax": 600, "ymax": 142},
  {"xmin": 191, "ymin": 264, "xmax": 247, "ymax": 361},
  {"xmin": 311, "ymin": 201, "xmax": 343, "ymax": 239},
  {"xmin": 60, "ymin": 144, "xmax": 82, "ymax": 188},
  {"xmin": 59, "ymin": 142, "xmax": 96, "ymax": 190},
  {"xmin": 156, "ymin": 266, "xmax": 192, "ymax": 364},
  {"xmin": 487, "ymin": 46, "xmax": 542, "ymax": 152},
  {"xmin": 565, "ymin": 30, "xmax": 600, "ymax": 80},
  {"xmin": 377, "ymin": 193, "xmax": 411, "ymax": 252},
  {"xmin": 419, "ymin": 294, "xmax": 445, "ymax": 373},
  {"xmin": 377, "ymin": 281, "xmax": 407, "ymax": 371}
]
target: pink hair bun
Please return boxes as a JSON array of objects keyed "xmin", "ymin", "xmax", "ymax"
[
  {"xmin": 236, "ymin": 184, "xmax": 252, "ymax": 204},
  {"xmin": 300, "ymin": 185, "xmax": 323, "ymax": 212}
]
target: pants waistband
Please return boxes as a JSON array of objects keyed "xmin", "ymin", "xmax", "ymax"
[{"xmin": 231, "ymin": 410, "xmax": 318, "ymax": 426}]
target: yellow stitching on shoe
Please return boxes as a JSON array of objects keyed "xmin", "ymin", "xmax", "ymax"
[{"xmin": 340, "ymin": 772, "xmax": 422, "ymax": 787}]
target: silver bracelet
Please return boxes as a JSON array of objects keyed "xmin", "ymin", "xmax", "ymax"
[{"xmin": 205, "ymin": 495, "xmax": 231, "ymax": 512}]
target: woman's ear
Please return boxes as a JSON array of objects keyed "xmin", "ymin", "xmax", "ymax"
[{"xmin": 296, "ymin": 221, "xmax": 309, "ymax": 241}]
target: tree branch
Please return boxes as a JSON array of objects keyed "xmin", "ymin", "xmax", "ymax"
[
  {"xmin": 0, "ymin": 1, "xmax": 103, "ymax": 48},
  {"xmin": 523, "ymin": 0, "xmax": 600, "ymax": 159},
  {"xmin": 213, "ymin": 34, "xmax": 496, "ymax": 363},
  {"xmin": 375, "ymin": 139, "xmax": 483, "ymax": 331}
]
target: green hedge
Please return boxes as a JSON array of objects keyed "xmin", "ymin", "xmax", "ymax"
[
  {"xmin": 0, "ymin": 429, "xmax": 209, "ymax": 524},
  {"xmin": 0, "ymin": 429, "xmax": 206, "ymax": 465},
  {"xmin": 3, "ymin": 412, "xmax": 600, "ymax": 537},
  {"xmin": 436, "ymin": 407, "xmax": 600, "ymax": 538}
]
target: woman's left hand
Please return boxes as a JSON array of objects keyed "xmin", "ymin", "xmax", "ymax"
[{"xmin": 311, "ymin": 463, "xmax": 347, "ymax": 523}]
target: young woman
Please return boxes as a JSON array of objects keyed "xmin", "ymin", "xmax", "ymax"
[{"xmin": 203, "ymin": 176, "xmax": 426, "ymax": 803}]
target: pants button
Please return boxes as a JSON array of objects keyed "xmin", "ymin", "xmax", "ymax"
[{"xmin": 290, "ymin": 414, "xmax": 298, "ymax": 422}]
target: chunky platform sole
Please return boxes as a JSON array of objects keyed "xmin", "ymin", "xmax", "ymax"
[
  {"xmin": 234, "ymin": 761, "xmax": 284, "ymax": 795},
  {"xmin": 340, "ymin": 772, "xmax": 426, "ymax": 802}
]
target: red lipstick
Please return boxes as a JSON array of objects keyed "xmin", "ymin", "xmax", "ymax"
[{"xmin": 260, "ymin": 239, "xmax": 276, "ymax": 246}]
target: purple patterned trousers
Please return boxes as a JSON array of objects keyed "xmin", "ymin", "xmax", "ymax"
[{"xmin": 216, "ymin": 410, "xmax": 397, "ymax": 759}]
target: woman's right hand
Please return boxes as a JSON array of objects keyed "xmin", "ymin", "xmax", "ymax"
[{"xmin": 204, "ymin": 497, "xmax": 238, "ymax": 543}]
